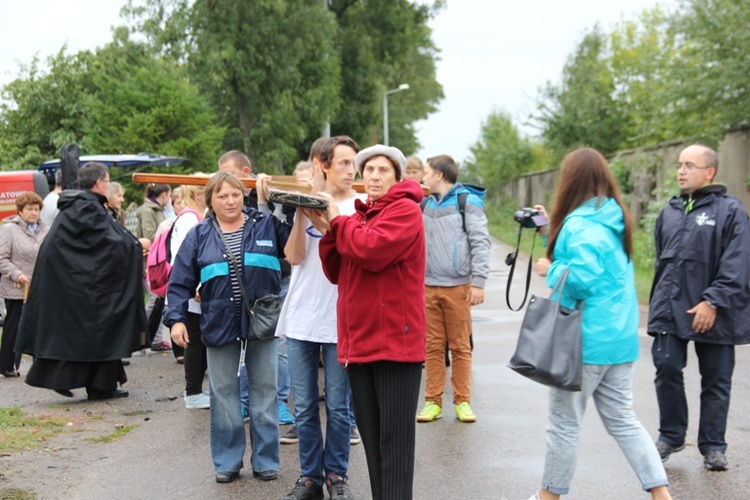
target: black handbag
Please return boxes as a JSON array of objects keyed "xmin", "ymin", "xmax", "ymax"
[
  {"xmin": 212, "ymin": 218, "xmax": 281, "ymax": 341},
  {"xmin": 508, "ymin": 269, "xmax": 583, "ymax": 391}
]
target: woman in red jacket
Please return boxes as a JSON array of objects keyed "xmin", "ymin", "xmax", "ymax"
[{"xmin": 310, "ymin": 144, "xmax": 426, "ymax": 500}]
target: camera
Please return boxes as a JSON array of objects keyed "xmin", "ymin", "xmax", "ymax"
[{"xmin": 513, "ymin": 207, "xmax": 548, "ymax": 229}]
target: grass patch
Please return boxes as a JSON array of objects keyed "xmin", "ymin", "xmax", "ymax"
[
  {"xmin": 84, "ymin": 424, "xmax": 138, "ymax": 444},
  {"xmin": 487, "ymin": 199, "xmax": 655, "ymax": 304},
  {"xmin": 123, "ymin": 410, "xmax": 150, "ymax": 417},
  {"xmin": 0, "ymin": 407, "xmax": 67, "ymax": 453},
  {"xmin": 0, "ymin": 488, "xmax": 36, "ymax": 500}
]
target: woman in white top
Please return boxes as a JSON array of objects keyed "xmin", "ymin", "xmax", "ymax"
[{"xmin": 169, "ymin": 183, "xmax": 209, "ymax": 409}]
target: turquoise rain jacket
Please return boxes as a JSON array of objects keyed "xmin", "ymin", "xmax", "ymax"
[{"xmin": 546, "ymin": 197, "xmax": 639, "ymax": 365}]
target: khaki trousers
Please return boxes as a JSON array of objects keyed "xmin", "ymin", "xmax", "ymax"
[{"xmin": 424, "ymin": 284, "xmax": 473, "ymax": 407}]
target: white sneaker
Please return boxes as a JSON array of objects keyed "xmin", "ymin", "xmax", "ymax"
[
  {"xmin": 185, "ymin": 392, "xmax": 210, "ymax": 409},
  {"xmin": 526, "ymin": 493, "xmax": 541, "ymax": 500}
]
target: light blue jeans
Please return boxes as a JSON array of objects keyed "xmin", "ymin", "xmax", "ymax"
[
  {"xmin": 206, "ymin": 339, "xmax": 279, "ymax": 474},
  {"xmin": 287, "ymin": 338, "xmax": 350, "ymax": 481},
  {"xmin": 542, "ymin": 363, "xmax": 668, "ymax": 495},
  {"xmin": 240, "ymin": 275, "xmax": 291, "ymax": 408}
]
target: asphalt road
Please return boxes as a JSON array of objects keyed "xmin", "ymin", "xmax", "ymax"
[{"xmin": 1, "ymin": 236, "xmax": 748, "ymax": 499}]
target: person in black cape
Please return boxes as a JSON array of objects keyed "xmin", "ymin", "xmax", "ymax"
[{"xmin": 15, "ymin": 162, "xmax": 147, "ymax": 400}]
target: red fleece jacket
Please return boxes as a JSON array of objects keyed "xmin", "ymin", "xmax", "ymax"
[{"xmin": 320, "ymin": 180, "xmax": 427, "ymax": 365}]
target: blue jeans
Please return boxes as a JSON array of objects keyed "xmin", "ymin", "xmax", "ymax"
[
  {"xmin": 542, "ymin": 363, "xmax": 668, "ymax": 495},
  {"xmin": 239, "ymin": 337, "xmax": 290, "ymax": 408},
  {"xmin": 652, "ymin": 334, "xmax": 735, "ymax": 454},
  {"xmin": 240, "ymin": 275, "xmax": 291, "ymax": 408},
  {"xmin": 287, "ymin": 338, "xmax": 350, "ymax": 480},
  {"xmin": 206, "ymin": 339, "xmax": 279, "ymax": 474},
  {"xmin": 278, "ymin": 276, "xmax": 291, "ymax": 404}
]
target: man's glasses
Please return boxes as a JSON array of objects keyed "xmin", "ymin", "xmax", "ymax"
[{"xmin": 672, "ymin": 162, "xmax": 712, "ymax": 171}]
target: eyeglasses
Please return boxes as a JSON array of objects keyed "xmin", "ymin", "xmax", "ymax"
[{"xmin": 672, "ymin": 162, "xmax": 712, "ymax": 171}]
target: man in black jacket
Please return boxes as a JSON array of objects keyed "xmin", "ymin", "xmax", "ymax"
[
  {"xmin": 648, "ymin": 144, "xmax": 750, "ymax": 471},
  {"xmin": 16, "ymin": 162, "xmax": 147, "ymax": 400}
]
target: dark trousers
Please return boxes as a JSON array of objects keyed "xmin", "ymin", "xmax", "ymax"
[
  {"xmin": 347, "ymin": 361, "xmax": 421, "ymax": 500},
  {"xmin": 1, "ymin": 299, "xmax": 23, "ymax": 372},
  {"xmin": 184, "ymin": 312, "xmax": 207, "ymax": 396},
  {"xmin": 652, "ymin": 334, "xmax": 735, "ymax": 454}
]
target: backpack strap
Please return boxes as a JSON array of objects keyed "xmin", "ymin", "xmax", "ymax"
[
  {"xmin": 420, "ymin": 193, "xmax": 469, "ymax": 235},
  {"xmin": 457, "ymin": 192, "xmax": 468, "ymax": 234}
]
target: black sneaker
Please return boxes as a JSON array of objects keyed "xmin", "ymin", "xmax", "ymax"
[
  {"xmin": 281, "ymin": 476, "xmax": 324, "ymax": 500},
  {"xmin": 280, "ymin": 425, "xmax": 299, "ymax": 444},
  {"xmin": 655, "ymin": 440, "xmax": 685, "ymax": 463},
  {"xmin": 704, "ymin": 450, "xmax": 728, "ymax": 471},
  {"xmin": 326, "ymin": 474, "xmax": 353, "ymax": 500}
]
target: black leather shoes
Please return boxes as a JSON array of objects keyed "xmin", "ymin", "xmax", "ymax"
[
  {"xmin": 252, "ymin": 470, "xmax": 278, "ymax": 481},
  {"xmin": 87, "ymin": 389, "xmax": 129, "ymax": 401},
  {"xmin": 1, "ymin": 369, "xmax": 18, "ymax": 378},
  {"xmin": 54, "ymin": 389, "xmax": 74, "ymax": 398},
  {"xmin": 215, "ymin": 471, "xmax": 239, "ymax": 483}
]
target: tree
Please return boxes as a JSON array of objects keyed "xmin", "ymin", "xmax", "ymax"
[
  {"xmin": 329, "ymin": 0, "xmax": 444, "ymax": 154},
  {"xmin": 125, "ymin": 0, "xmax": 342, "ymax": 172},
  {"xmin": 608, "ymin": 7, "xmax": 680, "ymax": 145},
  {"xmin": 82, "ymin": 31, "xmax": 225, "ymax": 168},
  {"xmin": 0, "ymin": 49, "xmax": 93, "ymax": 170},
  {"xmin": 0, "ymin": 33, "xmax": 225, "ymax": 171},
  {"xmin": 534, "ymin": 28, "xmax": 630, "ymax": 156},
  {"xmin": 464, "ymin": 110, "xmax": 536, "ymax": 191},
  {"xmin": 669, "ymin": 0, "xmax": 750, "ymax": 142},
  {"xmin": 124, "ymin": 0, "xmax": 444, "ymax": 168}
]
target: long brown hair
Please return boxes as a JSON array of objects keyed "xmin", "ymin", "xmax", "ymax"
[{"xmin": 546, "ymin": 148, "xmax": 633, "ymax": 260}]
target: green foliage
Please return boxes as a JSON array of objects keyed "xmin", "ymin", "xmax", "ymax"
[
  {"xmin": 534, "ymin": 2, "xmax": 750, "ymax": 154},
  {"xmin": 330, "ymin": 0, "xmax": 444, "ymax": 154},
  {"xmin": 124, "ymin": 0, "xmax": 443, "ymax": 170},
  {"xmin": 534, "ymin": 28, "xmax": 630, "ymax": 155},
  {"xmin": 464, "ymin": 110, "xmax": 537, "ymax": 191},
  {"xmin": 0, "ymin": 36, "xmax": 224, "ymax": 171},
  {"xmin": 0, "ymin": 49, "xmax": 93, "ymax": 169},
  {"xmin": 82, "ymin": 36, "xmax": 225, "ymax": 169},
  {"xmin": 669, "ymin": 0, "xmax": 750, "ymax": 142}
]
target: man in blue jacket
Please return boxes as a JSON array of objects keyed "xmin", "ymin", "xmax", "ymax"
[{"xmin": 648, "ymin": 144, "xmax": 750, "ymax": 472}]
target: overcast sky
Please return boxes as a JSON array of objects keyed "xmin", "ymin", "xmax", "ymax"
[{"xmin": 0, "ymin": 0, "xmax": 675, "ymax": 165}]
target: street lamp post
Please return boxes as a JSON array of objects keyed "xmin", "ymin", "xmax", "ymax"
[{"xmin": 383, "ymin": 83, "xmax": 409, "ymax": 146}]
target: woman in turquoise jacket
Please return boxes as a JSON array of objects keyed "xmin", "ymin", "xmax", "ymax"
[{"xmin": 527, "ymin": 149, "xmax": 671, "ymax": 500}]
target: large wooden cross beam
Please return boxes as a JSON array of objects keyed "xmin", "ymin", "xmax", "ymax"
[{"xmin": 131, "ymin": 173, "xmax": 430, "ymax": 195}]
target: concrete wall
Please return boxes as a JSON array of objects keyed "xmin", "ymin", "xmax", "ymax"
[{"xmin": 506, "ymin": 127, "xmax": 750, "ymax": 219}]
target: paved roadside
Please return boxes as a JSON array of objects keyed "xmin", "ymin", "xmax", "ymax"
[{"xmin": 1, "ymin": 236, "xmax": 748, "ymax": 499}]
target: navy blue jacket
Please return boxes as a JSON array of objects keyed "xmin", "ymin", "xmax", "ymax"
[
  {"xmin": 164, "ymin": 208, "xmax": 290, "ymax": 347},
  {"xmin": 648, "ymin": 184, "xmax": 750, "ymax": 345}
]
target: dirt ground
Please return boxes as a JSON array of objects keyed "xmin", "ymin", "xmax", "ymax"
[{"xmin": 0, "ymin": 350, "xmax": 190, "ymax": 499}]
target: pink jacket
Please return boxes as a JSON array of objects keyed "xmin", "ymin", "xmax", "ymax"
[{"xmin": 320, "ymin": 180, "xmax": 426, "ymax": 365}]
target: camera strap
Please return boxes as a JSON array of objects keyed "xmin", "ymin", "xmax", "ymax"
[{"xmin": 505, "ymin": 224, "xmax": 537, "ymax": 312}]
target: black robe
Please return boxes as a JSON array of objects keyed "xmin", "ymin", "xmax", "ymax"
[{"xmin": 16, "ymin": 189, "xmax": 147, "ymax": 392}]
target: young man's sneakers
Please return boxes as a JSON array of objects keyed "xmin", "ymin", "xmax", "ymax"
[
  {"xmin": 282, "ymin": 476, "xmax": 323, "ymax": 500},
  {"xmin": 704, "ymin": 449, "xmax": 728, "ymax": 471},
  {"xmin": 416, "ymin": 402, "xmax": 442, "ymax": 422},
  {"xmin": 455, "ymin": 402, "xmax": 477, "ymax": 422},
  {"xmin": 184, "ymin": 392, "xmax": 210, "ymax": 409},
  {"xmin": 350, "ymin": 426, "xmax": 361, "ymax": 445},
  {"xmin": 280, "ymin": 425, "xmax": 299, "ymax": 444},
  {"xmin": 655, "ymin": 440, "xmax": 685, "ymax": 463},
  {"xmin": 326, "ymin": 473, "xmax": 354, "ymax": 500},
  {"xmin": 279, "ymin": 403, "xmax": 295, "ymax": 425}
]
